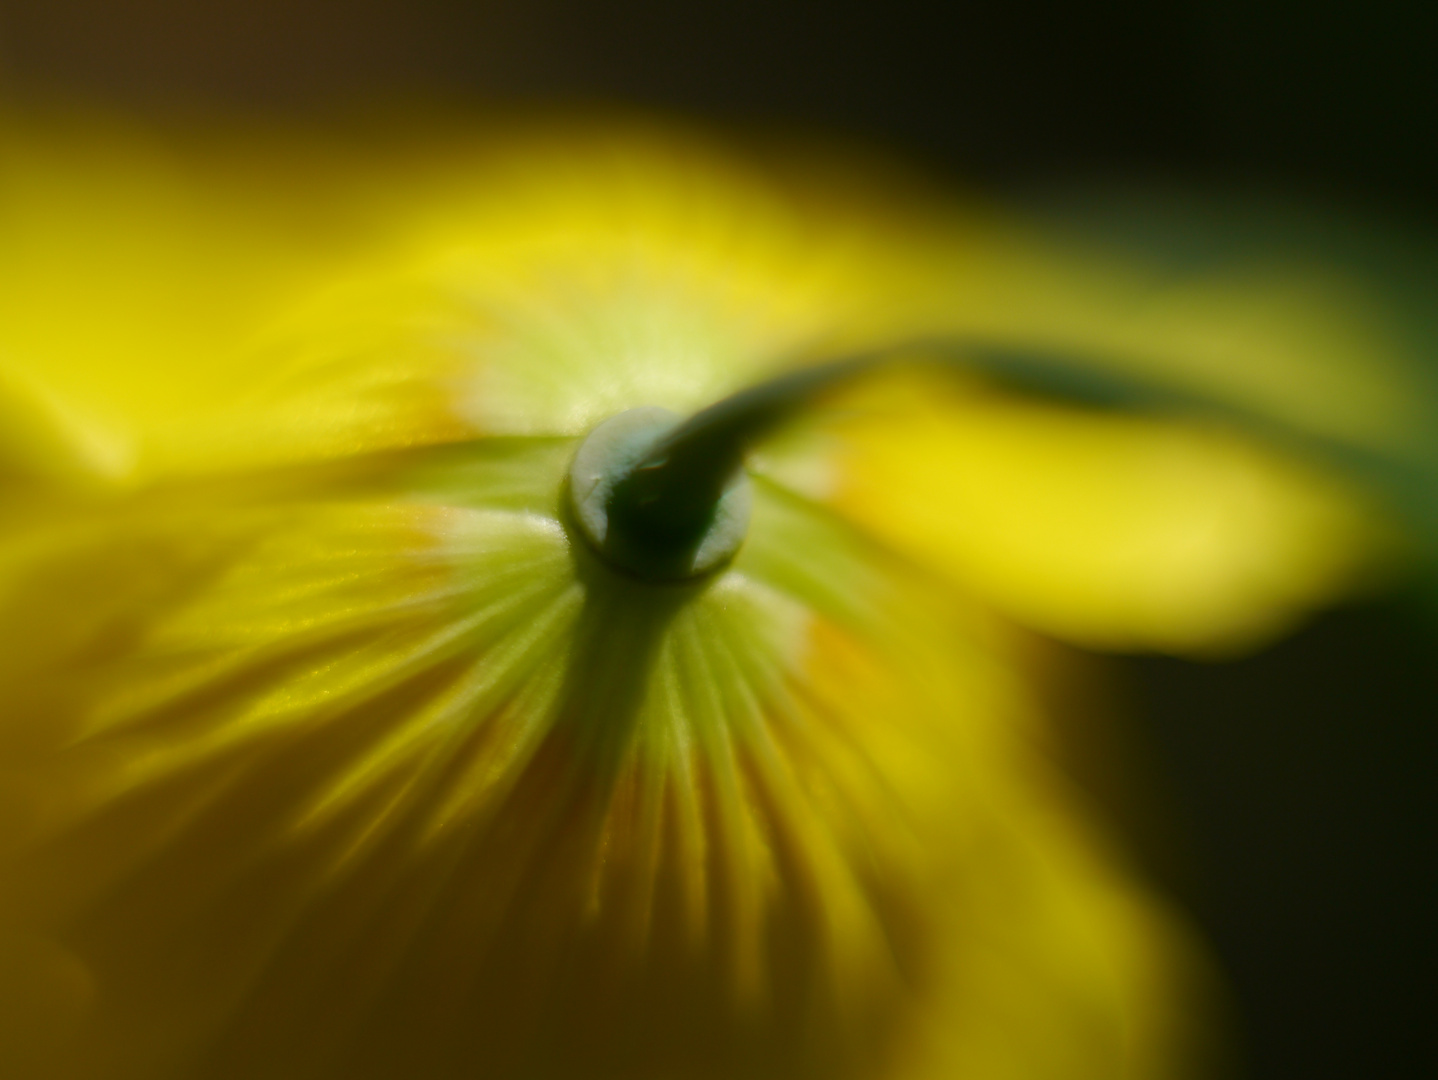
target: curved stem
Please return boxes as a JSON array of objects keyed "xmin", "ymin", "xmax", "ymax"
[
  {"xmin": 602, "ymin": 331, "xmax": 1372, "ymax": 562},
  {"xmin": 605, "ymin": 352, "xmax": 881, "ymax": 544}
]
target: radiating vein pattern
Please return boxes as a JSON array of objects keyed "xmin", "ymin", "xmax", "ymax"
[{"xmin": 1, "ymin": 440, "xmax": 995, "ymax": 1080}]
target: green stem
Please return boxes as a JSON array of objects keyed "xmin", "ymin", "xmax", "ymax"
[
  {"xmin": 600, "ymin": 334, "xmax": 1167, "ymax": 550},
  {"xmin": 585, "ymin": 333, "xmax": 1389, "ymax": 580},
  {"xmin": 604, "ymin": 353, "xmax": 878, "ymax": 547}
]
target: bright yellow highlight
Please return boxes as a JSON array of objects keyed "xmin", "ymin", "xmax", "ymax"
[{"xmin": 0, "ymin": 107, "xmax": 1409, "ymax": 1080}]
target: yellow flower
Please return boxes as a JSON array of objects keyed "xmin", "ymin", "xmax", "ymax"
[{"xmin": 0, "ymin": 108, "xmax": 1416, "ymax": 1080}]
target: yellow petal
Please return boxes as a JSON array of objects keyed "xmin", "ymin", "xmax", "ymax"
[
  {"xmin": 0, "ymin": 111, "xmax": 476, "ymax": 479},
  {"xmin": 826, "ymin": 369, "xmax": 1381, "ymax": 654},
  {"xmin": 0, "ymin": 440, "xmax": 1207, "ymax": 1079}
]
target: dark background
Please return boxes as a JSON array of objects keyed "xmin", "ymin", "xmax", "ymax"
[
  {"xmin": 1, "ymin": 0, "xmax": 1436, "ymax": 214},
  {"xmin": 1130, "ymin": 598, "xmax": 1438, "ymax": 1080},
  {"xmin": 1, "ymin": 2, "xmax": 1434, "ymax": 1076}
]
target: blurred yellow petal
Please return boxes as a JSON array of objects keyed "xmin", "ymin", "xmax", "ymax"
[
  {"xmin": 0, "ymin": 363, "xmax": 134, "ymax": 487},
  {"xmin": 0, "ymin": 111, "xmax": 481, "ymax": 479},
  {"xmin": 826, "ymin": 369, "xmax": 1382, "ymax": 654},
  {"xmin": 0, "ymin": 442, "xmax": 1208, "ymax": 1080}
]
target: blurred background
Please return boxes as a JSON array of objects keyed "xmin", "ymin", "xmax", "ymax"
[{"xmin": 0, "ymin": 2, "xmax": 1433, "ymax": 1076}]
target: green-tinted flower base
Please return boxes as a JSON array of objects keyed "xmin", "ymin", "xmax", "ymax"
[
  {"xmin": 569, "ymin": 408, "xmax": 759, "ymax": 583},
  {"xmin": 568, "ymin": 407, "xmax": 752, "ymax": 582}
]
